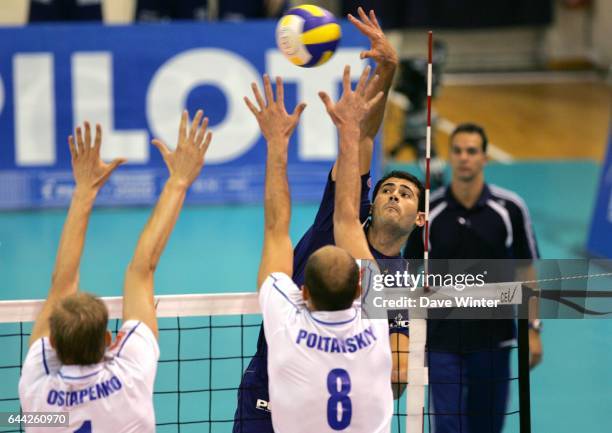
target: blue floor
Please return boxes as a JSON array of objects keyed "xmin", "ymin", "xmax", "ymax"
[{"xmin": 1, "ymin": 161, "xmax": 610, "ymax": 432}]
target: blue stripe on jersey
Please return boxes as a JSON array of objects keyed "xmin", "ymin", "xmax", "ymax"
[
  {"xmin": 271, "ymin": 275, "xmax": 299, "ymax": 310},
  {"xmin": 307, "ymin": 308, "xmax": 358, "ymax": 326},
  {"xmin": 59, "ymin": 369, "xmax": 103, "ymax": 380},
  {"xmin": 117, "ymin": 321, "xmax": 141, "ymax": 357},
  {"xmin": 42, "ymin": 338, "xmax": 49, "ymax": 375}
]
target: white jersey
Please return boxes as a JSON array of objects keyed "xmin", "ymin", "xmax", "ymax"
[
  {"xmin": 260, "ymin": 272, "xmax": 393, "ymax": 433},
  {"xmin": 19, "ymin": 320, "xmax": 159, "ymax": 433}
]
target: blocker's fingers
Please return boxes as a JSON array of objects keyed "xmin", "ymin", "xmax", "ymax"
[
  {"xmin": 151, "ymin": 139, "xmax": 171, "ymax": 158},
  {"xmin": 318, "ymin": 91, "xmax": 334, "ymax": 112},
  {"xmin": 366, "ymin": 90, "xmax": 385, "ymax": 111},
  {"xmin": 342, "ymin": 65, "xmax": 351, "ymax": 93},
  {"xmin": 75, "ymin": 126, "xmax": 85, "ymax": 155},
  {"xmin": 94, "ymin": 124, "xmax": 102, "ymax": 153},
  {"xmin": 195, "ymin": 117, "xmax": 209, "ymax": 146},
  {"xmin": 244, "ymin": 96, "xmax": 259, "ymax": 116},
  {"xmin": 275, "ymin": 76, "xmax": 285, "ymax": 109},
  {"xmin": 292, "ymin": 102, "xmax": 307, "ymax": 119},
  {"xmin": 365, "ymin": 74, "xmax": 381, "ymax": 97},
  {"xmin": 252, "ymin": 82, "xmax": 266, "ymax": 111},
  {"xmin": 68, "ymin": 135, "xmax": 77, "ymax": 159},
  {"xmin": 356, "ymin": 65, "xmax": 371, "ymax": 95},
  {"xmin": 263, "ymin": 74, "xmax": 274, "ymax": 105},
  {"xmin": 189, "ymin": 110, "xmax": 204, "ymax": 143},
  {"xmin": 178, "ymin": 110, "xmax": 188, "ymax": 143},
  {"xmin": 201, "ymin": 131, "xmax": 213, "ymax": 155},
  {"xmin": 83, "ymin": 121, "xmax": 92, "ymax": 151}
]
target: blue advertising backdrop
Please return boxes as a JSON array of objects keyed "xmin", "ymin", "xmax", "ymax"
[
  {"xmin": 0, "ymin": 21, "xmax": 376, "ymax": 209},
  {"xmin": 587, "ymin": 128, "xmax": 612, "ymax": 258}
]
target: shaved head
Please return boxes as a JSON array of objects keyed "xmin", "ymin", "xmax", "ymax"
[{"xmin": 304, "ymin": 246, "xmax": 359, "ymax": 311}]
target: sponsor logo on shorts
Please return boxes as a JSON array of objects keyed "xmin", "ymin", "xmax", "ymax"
[{"xmin": 256, "ymin": 399, "xmax": 272, "ymax": 413}]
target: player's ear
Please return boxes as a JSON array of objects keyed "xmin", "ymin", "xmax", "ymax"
[
  {"xmin": 104, "ymin": 330, "xmax": 112, "ymax": 347},
  {"xmin": 301, "ymin": 285, "xmax": 310, "ymax": 301},
  {"xmin": 414, "ymin": 211, "xmax": 426, "ymax": 228}
]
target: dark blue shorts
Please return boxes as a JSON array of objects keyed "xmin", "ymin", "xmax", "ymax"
[
  {"xmin": 428, "ymin": 348, "xmax": 511, "ymax": 433},
  {"xmin": 232, "ymin": 353, "xmax": 273, "ymax": 433}
]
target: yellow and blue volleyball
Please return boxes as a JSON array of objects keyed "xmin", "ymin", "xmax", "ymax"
[{"xmin": 276, "ymin": 5, "xmax": 341, "ymax": 68}]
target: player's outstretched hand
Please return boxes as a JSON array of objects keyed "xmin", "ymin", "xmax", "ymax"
[
  {"xmin": 244, "ymin": 74, "xmax": 306, "ymax": 148},
  {"xmin": 319, "ymin": 65, "xmax": 384, "ymax": 130},
  {"xmin": 348, "ymin": 7, "xmax": 398, "ymax": 66},
  {"xmin": 152, "ymin": 110, "xmax": 212, "ymax": 188},
  {"xmin": 68, "ymin": 122, "xmax": 126, "ymax": 191}
]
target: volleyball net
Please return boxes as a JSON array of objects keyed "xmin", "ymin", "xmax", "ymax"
[
  {"xmin": 0, "ymin": 288, "xmax": 523, "ymax": 433},
  {"xmin": 1, "ymin": 262, "xmax": 611, "ymax": 433}
]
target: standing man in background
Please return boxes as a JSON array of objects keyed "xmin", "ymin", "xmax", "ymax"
[{"xmin": 404, "ymin": 122, "xmax": 543, "ymax": 433}]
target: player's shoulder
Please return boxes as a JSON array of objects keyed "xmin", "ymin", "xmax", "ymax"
[
  {"xmin": 21, "ymin": 337, "xmax": 59, "ymax": 378},
  {"xmin": 428, "ymin": 187, "xmax": 449, "ymax": 222},
  {"xmin": 108, "ymin": 320, "xmax": 159, "ymax": 360},
  {"xmin": 429, "ymin": 186, "xmax": 447, "ymax": 205},
  {"xmin": 488, "ymin": 184, "xmax": 531, "ymax": 217},
  {"xmin": 261, "ymin": 272, "xmax": 296, "ymax": 290},
  {"xmin": 259, "ymin": 272, "xmax": 301, "ymax": 305}
]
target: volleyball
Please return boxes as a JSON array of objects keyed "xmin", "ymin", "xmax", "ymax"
[{"xmin": 276, "ymin": 5, "xmax": 341, "ymax": 68}]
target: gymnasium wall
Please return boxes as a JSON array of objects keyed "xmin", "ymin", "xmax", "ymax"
[{"xmin": 1, "ymin": 1, "xmax": 609, "ymax": 70}]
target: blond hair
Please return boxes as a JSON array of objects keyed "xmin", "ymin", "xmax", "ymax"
[{"xmin": 49, "ymin": 292, "xmax": 108, "ymax": 365}]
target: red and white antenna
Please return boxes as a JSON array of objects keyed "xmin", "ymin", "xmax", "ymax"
[
  {"xmin": 424, "ymin": 30, "xmax": 433, "ymax": 275},
  {"xmin": 407, "ymin": 30, "xmax": 434, "ymax": 433}
]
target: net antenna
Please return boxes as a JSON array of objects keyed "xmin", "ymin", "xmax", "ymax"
[{"xmin": 405, "ymin": 30, "xmax": 434, "ymax": 433}]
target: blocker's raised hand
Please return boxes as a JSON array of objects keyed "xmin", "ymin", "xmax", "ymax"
[
  {"xmin": 152, "ymin": 109, "xmax": 212, "ymax": 187},
  {"xmin": 244, "ymin": 74, "xmax": 306, "ymax": 146},
  {"xmin": 68, "ymin": 122, "xmax": 126, "ymax": 191},
  {"xmin": 318, "ymin": 65, "xmax": 384, "ymax": 129}
]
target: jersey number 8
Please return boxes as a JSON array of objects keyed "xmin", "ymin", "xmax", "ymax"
[
  {"xmin": 326, "ymin": 369, "xmax": 352, "ymax": 430},
  {"xmin": 74, "ymin": 421, "xmax": 92, "ymax": 433}
]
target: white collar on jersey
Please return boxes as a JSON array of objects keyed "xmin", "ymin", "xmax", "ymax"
[{"xmin": 308, "ymin": 307, "xmax": 359, "ymax": 326}]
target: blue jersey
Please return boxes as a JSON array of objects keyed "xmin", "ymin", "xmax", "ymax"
[{"xmin": 233, "ymin": 171, "xmax": 409, "ymax": 433}]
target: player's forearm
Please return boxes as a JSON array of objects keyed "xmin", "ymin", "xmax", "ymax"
[
  {"xmin": 356, "ymin": 62, "xmax": 396, "ymax": 175},
  {"xmin": 391, "ymin": 333, "xmax": 409, "ymax": 399},
  {"xmin": 334, "ymin": 125, "xmax": 362, "ymax": 226},
  {"xmin": 362, "ymin": 61, "xmax": 396, "ymax": 139},
  {"xmin": 50, "ymin": 186, "xmax": 98, "ymax": 293},
  {"xmin": 129, "ymin": 177, "xmax": 187, "ymax": 273},
  {"xmin": 264, "ymin": 142, "xmax": 291, "ymax": 234}
]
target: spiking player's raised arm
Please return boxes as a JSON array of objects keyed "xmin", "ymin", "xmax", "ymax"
[
  {"xmin": 244, "ymin": 74, "xmax": 306, "ymax": 288},
  {"xmin": 331, "ymin": 7, "xmax": 399, "ymax": 180}
]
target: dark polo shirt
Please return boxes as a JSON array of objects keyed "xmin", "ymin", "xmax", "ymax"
[{"xmin": 404, "ymin": 184, "xmax": 539, "ymax": 351}]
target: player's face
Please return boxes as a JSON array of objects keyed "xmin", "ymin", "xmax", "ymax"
[
  {"xmin": 450, "ymin": 132, "xmax": 487, "ymax": 182},
  {"xmin": 371, "ymin": 178, "xmax": 423, "ymax": 233}
]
